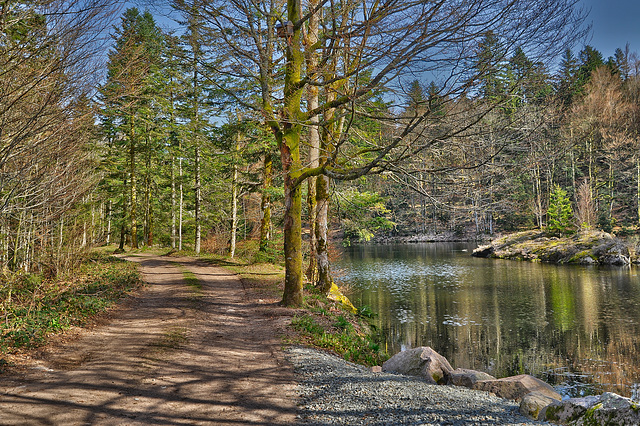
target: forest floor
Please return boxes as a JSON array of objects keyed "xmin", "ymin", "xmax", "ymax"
[{"xmin": 0, "ymin": 253, "xmax": 300, "ymax": 425}]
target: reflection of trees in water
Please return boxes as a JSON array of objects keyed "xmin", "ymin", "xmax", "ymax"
[{"xmin": 347, "ymin": 244, "xmax": 640, "ymax": 398}]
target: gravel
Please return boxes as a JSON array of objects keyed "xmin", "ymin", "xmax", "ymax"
[{"xmin": 286, "ymin": 346, "xmax": 552, "ymax": 425}]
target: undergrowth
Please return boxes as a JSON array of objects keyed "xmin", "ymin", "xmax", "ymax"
[
  {"xmin": 292, "ymin": 293, "xmax": 388, "ymax": 367},
  {"xmin": 0, "ymin": 252, "xmax": 142, "ymax": 352}
]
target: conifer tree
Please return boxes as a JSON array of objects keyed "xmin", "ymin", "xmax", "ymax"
[{"xmin": 547, "ymin": 185, "xmax": 574, "ymax": 235}]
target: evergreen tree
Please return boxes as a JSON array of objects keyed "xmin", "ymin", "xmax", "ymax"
[
  {"xmin": 547, "ymin": 185, "xmax": 574, "ymax": 235},
  {"xmin": 555, "ymin": 48, "xmax": 579, "ymax": 107},
  {"xmin": 99, "ymin": 8, "xmax": 165, "ymax": 249},
  {"xmin": 476, "ymin": 31, "xmax": 507, "ymax": 100},
  {"xmin": 576, "ymin": 45, "xmax": 604, "ymax": 91}
]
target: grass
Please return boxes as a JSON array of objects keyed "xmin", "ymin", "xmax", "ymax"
[
  {"xmin": 151, "ymin": 327, "xmax": 188, "ymax": 350},
  {"xmin": 291, "ymin": 309, "xmax": 388, "ymax": 367},
  {"xmin": 0, "ymin": 252, "xmax": 142, "ymax": 353}
]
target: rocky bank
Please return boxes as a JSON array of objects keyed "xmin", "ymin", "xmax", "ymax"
[{"xmin": 472, "ymin": 230, "xmax": 636, "ymax": 265}]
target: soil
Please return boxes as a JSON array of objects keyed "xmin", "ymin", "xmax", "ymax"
[{"xmin": 0, "ymin": 253, "xmax": 299, "ymax": 425}]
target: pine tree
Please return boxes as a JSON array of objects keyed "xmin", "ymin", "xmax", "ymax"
[
  {"xmin": 99, "ymin": 8, "xmax": 165, "ymax": 249},
  {"xmin": 547, "ymin": 185, "xmax": 574, "ymax": 236}
]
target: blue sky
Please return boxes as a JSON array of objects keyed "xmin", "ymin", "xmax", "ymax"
[
  {"xmin": 128, "ymin": 0, "xmax": 639, "ymax": 60},
  {"xmin": 579, "ymin": 0, "xmax": 640, "ymax": 58}
]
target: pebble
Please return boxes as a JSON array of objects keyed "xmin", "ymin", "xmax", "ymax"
[{"xmin": 286, "ymin": 347, "xmax": 552, "ymax": 425}]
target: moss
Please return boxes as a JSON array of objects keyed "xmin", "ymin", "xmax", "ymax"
[
  {"xmin": 567, "ymin": 250, "xmax": 597, "ymax": 263},
  {"xmin": 543, "ymin": 404, "xmax": 562, "ymax": 421}
]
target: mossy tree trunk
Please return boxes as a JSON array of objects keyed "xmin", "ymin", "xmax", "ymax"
[
  {"xmin": 304, "ymin": 0, "xmax": 320, "ymax": 282},
  {"xmin": 259, "ymin": 152, "xmax": 273, "ymax": 252},
  {"xmin": 279, "ymin": 0, "xmax": 305, "ymax": 307}
]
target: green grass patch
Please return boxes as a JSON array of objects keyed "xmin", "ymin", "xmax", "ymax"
[
  {"xmin": 179, "ymin": 268, "xmax": 202, "ymax": 291},
  {"xmin": 151, "ymin": 327, "xmax": 188, "ymax": 350},
  {"xmin": 291, "ymin": 308, "xmax": 388, "ymax": 367},
  {"xmin": 0, "ymin": 252, "xmax": 142, "ymax": 352}
]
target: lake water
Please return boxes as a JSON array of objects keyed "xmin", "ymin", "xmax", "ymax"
[{"xmin": 334, "ymin": 242, "xmax": 640, "ymax": 398}]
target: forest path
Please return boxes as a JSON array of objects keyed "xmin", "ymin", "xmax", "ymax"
[{"xmin": 0, "ymin": 253, "xmax": 298, "ymax": 425}]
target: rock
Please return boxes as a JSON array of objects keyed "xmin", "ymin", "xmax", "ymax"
[
  {"xmin": 519, "ymin": 391, "xmax": 560, "ymax": 420},
  {"xmin": 473, "ymin": 374, "xmax": 561, "ymax": 402},
  {"xmin": 370, "ymin": 366, "xmax": 382, "ymax": 373},
  {"xmin": 472, "ymin": 244, "xmax": 494, "ymax": 258},
  {"xmin": 540, "ymin": 395, "xmax": 600, "ymax": 423},
  {"xmin": 382, "ymin": 347, "xmax": 453, "ymax": 384},
  {"xmin": 540, "ymin": 393, "xmax": 640, "ymax": 425},
  {"xmin": 446, "ymin": 368, "xmax": 495, "ymax": 388},
  {"xmin": 573, "ymin": 392, "xmax": 640, "ymax": 426}
]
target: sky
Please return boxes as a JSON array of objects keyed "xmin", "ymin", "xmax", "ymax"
[{"xmin": 579, "ymin": 0, "xmax": 640, "ymax": 58}]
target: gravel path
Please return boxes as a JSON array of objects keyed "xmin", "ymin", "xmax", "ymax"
[{"xmin": 287, "ymin": 347, "xmax": 552, "ymax": 426}]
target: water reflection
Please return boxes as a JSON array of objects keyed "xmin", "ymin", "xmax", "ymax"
[{"xmin": 335, "ymin": 243, "xmax": 640, "ymax": 398}]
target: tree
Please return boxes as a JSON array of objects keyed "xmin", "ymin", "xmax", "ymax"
[
  {"xmin": 0, "ymin": 0, "xmax": 118, "ymax": 272},
  {"xmin": 100, "ymin": 8, "xmax": 165, "ymax": 249},
  {"xmin": 547, "ymin": 185, "xmax": 573, "ymax": 235},
  {"xmin": 194, "ymin": 0, "xmax": 587, "ymax": 306}
]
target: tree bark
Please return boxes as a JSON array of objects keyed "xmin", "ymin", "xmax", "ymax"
[
  {"xmin": 129, "ymin": 117, "xmax": 138, "ymax": 249},
  {"xmin": 259, "ymin": 152, "xmax": 272, "ymax": 252},
  {"xmin": 106, "ymin": 200, "xmax": 112, "ymax": 245},
  {"xmin": 280, "ymin": 0, "xmax": 305, "ymax": 306},
  {"xmin": 171, "ymin": 152, "xmax": 176, "ymax": 249},
  {"xmin": 305, "ymin": 1, "xmax": 320, "ymax": 282},
  {"xmin": 230, "ymin": 154, "xmax": 238, "ymax": 258}
]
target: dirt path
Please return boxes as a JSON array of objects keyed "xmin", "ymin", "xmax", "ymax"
[{"xmin": 0, "ymin": 254, "xmax": 298, "ymax": 425}]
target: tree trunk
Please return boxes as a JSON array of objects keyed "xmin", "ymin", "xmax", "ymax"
[
  {"xmin": 315, "ymin": 173, "xmax": 332, "ymax": 294},
  {"xmin": 119, "ymin": 175, "xmax": 128, "ymax": 251},
  {"xmin": 281, "ymin": 136, "xmax": 304, "ymax": 306},
  {"xmin": 305, "ymin": 0, "xmax": 320, "ymax": 282},
  {"xmin": 259, "ymin": 152, "xmax": 272, "ymax": 252},
  {"xmin": 171, "ymin": 152, "xmax": 176, "ymax": 249},
  {"xmin": 194, "ymin": 142, "xmax": 201, "ymax": 254},
  {"xmin": 230, "ymin": 156, "xmax": 238, "ymax": 258},
  {"xmin": 106, "ymin": 200, "xmax": 112, "ymax": 245},
  {"xmin": 129, "ymin": 118, "xmax": 138, "ymax": 249},
  {"xmin": 144, "ymin": 131, "xmax": 151, "ymax": 246},
  {"xmin": 179, "ymin": 153, "xmax": 184, "ymax": 251},
  {"xmin": 279, "ymin": 0, "xmax": 305, "ymax": 307}
]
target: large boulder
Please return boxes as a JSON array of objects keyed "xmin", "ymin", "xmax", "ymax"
[
  {"xmin": 519, "ymin": 391, "xmax": 561, "ymax": 420},
  {"xmin": 542, "ymin": 392, "xmax": 640, "ymax": 425},
  {"xmin": 446, "ymin": 368, "xmax": 495, "ymax": 388},
  {"xmin": 539, "ymin": 395, "xmax": 599, "ymax": 423},
  {"xmin": 382, "ymin": 347, "xmax": 453, "ymax": 384},
  {"xmin": 473, "ymin": 374, "xmax": 561, "ymax": 402}
]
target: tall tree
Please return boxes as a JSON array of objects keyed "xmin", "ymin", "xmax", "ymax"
[
  {"xmin": 195, "ymin": 0, "xmax": 587, "ymax": 306},
  {"xmin": 100, "ymin": 8, "xmax": 164, "ymax": 249}
]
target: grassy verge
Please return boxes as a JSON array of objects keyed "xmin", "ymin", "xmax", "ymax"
[
  {"xmin": 0, "ymin": 252, "xmax": 142, "ymax": 354},
  {"xmin": 291, "ymin": 288, "xmax": 388, "ymax": 367}
]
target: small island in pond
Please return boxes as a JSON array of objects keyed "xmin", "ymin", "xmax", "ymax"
[{"xmin": 472, "ymin": 230, "xmax": 636, "ymax": 265}]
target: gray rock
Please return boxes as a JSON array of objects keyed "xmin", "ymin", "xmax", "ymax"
[
  {"xmin": 382, "ymin": 347, "xmax": 453, "ymax": 384},
  {"xmin": 446, "ymin": 368, "xmax": 496, "ymax": 388},
  {"xmin": 519, "ymin": 391, "xmax": 559, "ymax": 420},
  {"xmin": 473, "ymin": 374, "xmax": 561, "ymax": 402},
  {"xmin": 539, "ymin": 395, "xmax": 600, "ymax": 423},
  {"xmin": 573, "ymin": 392, "xmax": 640, "ymax": 425},
  {"xmin": 472, "ymin": 244, "xmax": 494, "ymax": 257}
]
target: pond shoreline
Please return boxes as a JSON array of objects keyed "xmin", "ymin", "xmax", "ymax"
[
  {"xmin": 471, "ymin": 229, "xmax": 636, "ymax": 265},
  {"xmin": 335, "ymin": 241, "xmax": 640, "ymax": 400}
]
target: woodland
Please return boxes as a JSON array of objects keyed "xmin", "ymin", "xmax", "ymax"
[{"xmin": 2, "ymin": 0, "xmax": 638, "ymax": 307}]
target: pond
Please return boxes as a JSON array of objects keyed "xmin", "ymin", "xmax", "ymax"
[{"xmin": 334, "ymin": 242, "xmax": 640, "ymax": 399}]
